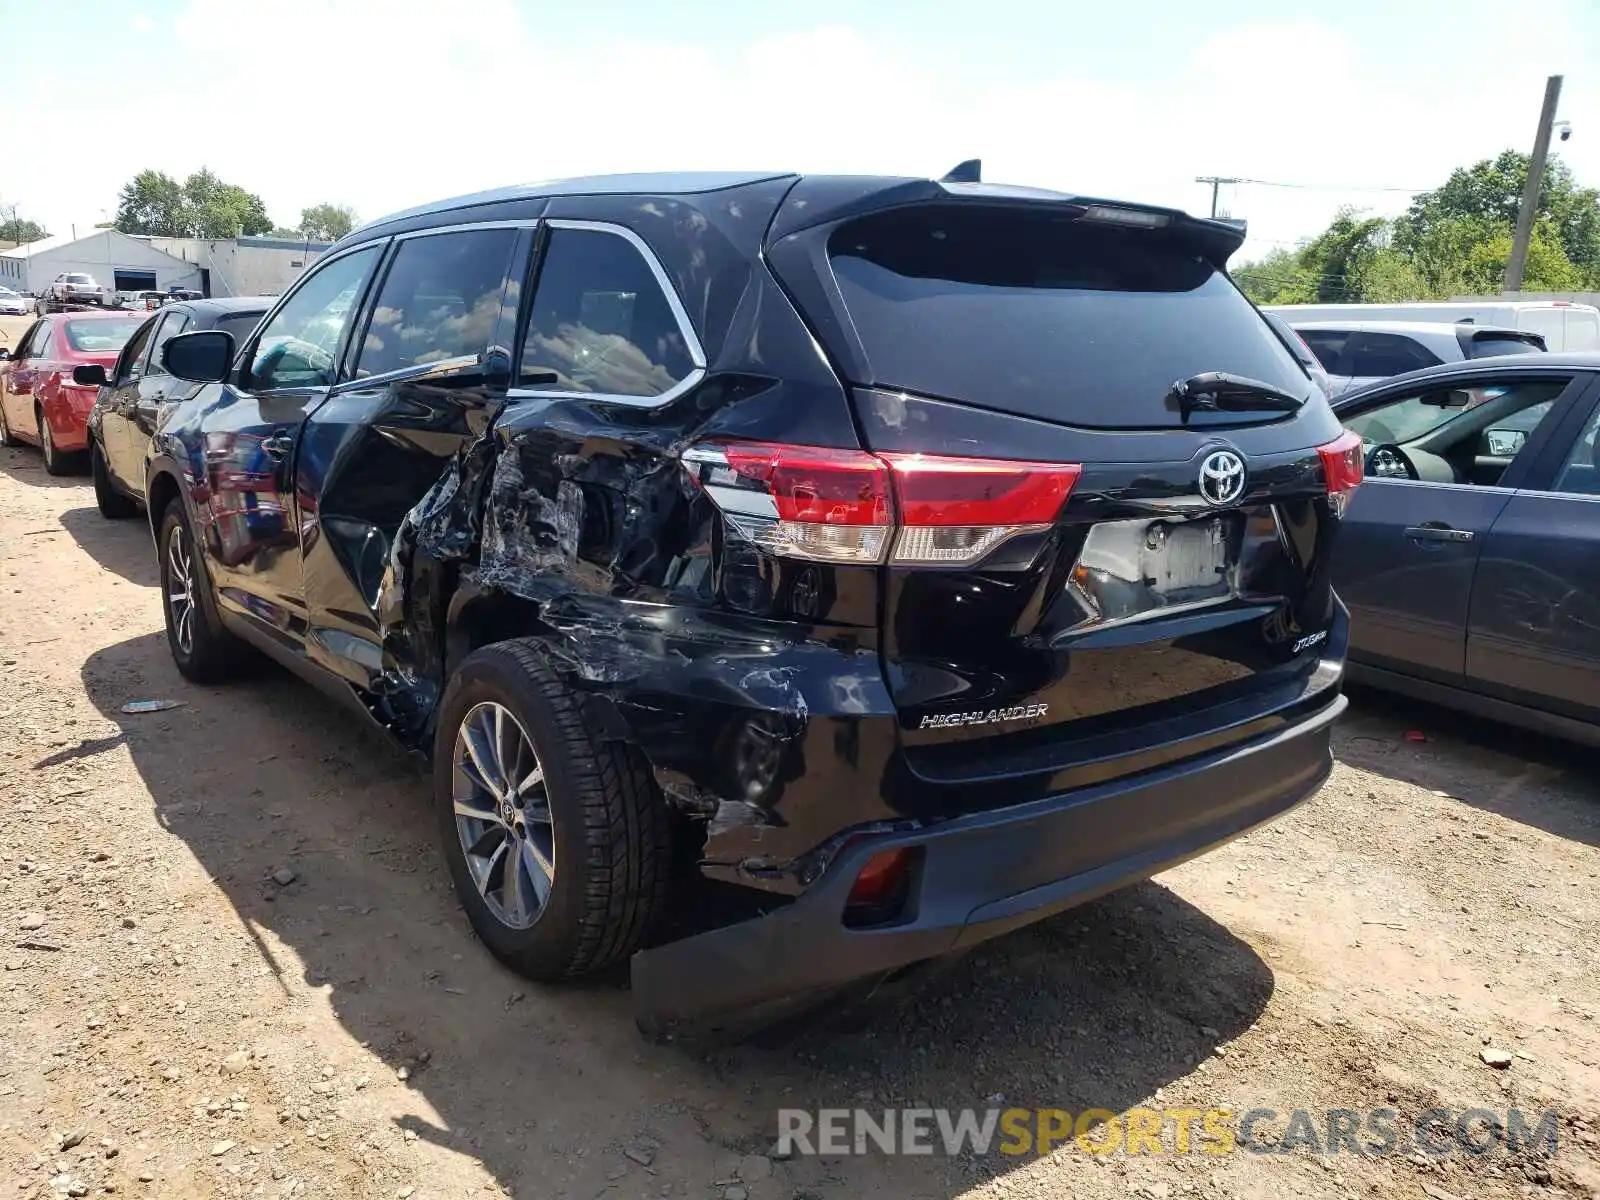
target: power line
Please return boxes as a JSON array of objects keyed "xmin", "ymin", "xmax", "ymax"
[{"xmin": 1221, "ymin": 176, "xmax": 1429, "ymax": 194}]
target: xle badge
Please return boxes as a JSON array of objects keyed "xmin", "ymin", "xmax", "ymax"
[{"xmin": 919, "ymin": 703, "xmax": 1049, "ymax": 731}]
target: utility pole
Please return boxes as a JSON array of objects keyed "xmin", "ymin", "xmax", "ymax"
[
  {"xmin": 1504, "ymin": 74, "xmax": 1563, "ymax": 294},
  {"xmin": 1195, "ymin": 176, "xmax": 1240, "ymax": 219}
]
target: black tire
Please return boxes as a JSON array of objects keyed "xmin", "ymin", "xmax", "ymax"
[
  {"xmin": 157, "ymin": 498, "xmax": 243, "ymax": 684},
  {"xmin": 92, "ymin": 440, "xmax": 138, "ymax": 518},
  {"xmin": 433, "ymin": 640, "xmax": 671, "ymax": 981},
  {"xmin": 38, "ymin": 406, "xmax": 85, "ymax": 476},
  {"xmin": 0, "ymin": 400, "xmax": 16, "ymax": 448}
]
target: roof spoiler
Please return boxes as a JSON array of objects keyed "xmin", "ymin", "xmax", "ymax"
[{"xmin": 941, "ymin": 159, "xmax": 982, "ymax": 183}]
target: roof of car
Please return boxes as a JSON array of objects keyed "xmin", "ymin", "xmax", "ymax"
[
  {"xmin": 1291, "ymin": 320, "xmax": 1530, "ymax": 338},
  {"xmin": 163, "ymin": 295, "xmax": 274, "ymax": 316},
  {"xmin": 1333, "ymin": 351, "xmax": 1600, "ymax": 406},
  {"xmin": 364, "ymin": 172, "xmax": 794, "ymax": 231}
]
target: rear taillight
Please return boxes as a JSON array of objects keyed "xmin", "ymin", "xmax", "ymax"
[
  {"xmin": 1317, "ymin": 430, "xmax": 1364, "ymax": 516},
  {"xmin": 682, "ymin": 440, "xmax": 1082, "ymax": 567}
]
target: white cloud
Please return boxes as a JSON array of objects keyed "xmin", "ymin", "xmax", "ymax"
[
  {"xmin": 9, "ymin": 3, "xmax": 1597, "ymax": 268},
  {"xmin": 130, "ymin": 13, "xmax": 156, "ymax": 35}
]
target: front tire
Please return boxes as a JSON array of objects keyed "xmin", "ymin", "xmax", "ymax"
[
  {"xmin": 92, "ymin": 440, "xmax": 138, "ymax": 518},
  {"xmin": 158, "ymin": 499, "xmax": 243, "ymax": 683},
  {"xmin": 433, "ymin": 641, "xmax": 671, "ymax": 981},
  {"xmin": 0, "ymin": 401, "xmax": 16, "ymax": 448}
]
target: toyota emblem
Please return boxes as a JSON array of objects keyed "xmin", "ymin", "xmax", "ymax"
[{"xmin": 1198, "ymin": 449, "xmax": 1246, "ymax": 506}]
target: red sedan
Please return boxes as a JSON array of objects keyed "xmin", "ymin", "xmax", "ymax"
[{"xmin": 0, "ymin": 311, "xmax": 148, "ymax": 474}]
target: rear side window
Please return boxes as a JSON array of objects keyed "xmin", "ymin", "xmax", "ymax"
[
  {"xmin": 822, "ymin": 206, "xmax": 1307, "ymax": 427},
  {"xmin": 1468, "ymin": 334, "xmax": 1544, "ymax": 359},
  {"xmin": 356, "ymin": 229, "xmax": 516, "ymax": 378},
  {"xmin": 1345, "ymin": 333, "xmax": 1441, "ymax": 378},
  {"xmin": 1566, "ymin": 309, "xmax": 1600, "ymax": 351},
  {"xmin": 519, "ymin": 227, "xmax": 696, "ymax": 398}
]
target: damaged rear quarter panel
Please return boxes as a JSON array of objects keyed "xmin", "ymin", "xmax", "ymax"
[{"xmin": 377, "ymin": 196, "xmax": 908, "ymax": 892}]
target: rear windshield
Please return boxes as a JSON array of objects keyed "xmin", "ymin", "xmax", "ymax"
[
  {"xmin": 1469, "ymin": 335, "xmax": 1545, "ymax": 359},
  {"xmin": 826, "ymin": 206, "xmax": 1307, "ymax": 426},
  {"xmin": 64, "ymin": 318, "xmax": 144, "ymax": 353},
  {"xmin": 65, "ymin": 274, "xmax": 94, "ymax": 285}
]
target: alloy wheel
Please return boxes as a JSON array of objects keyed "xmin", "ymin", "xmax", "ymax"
[
  {"xmin": 166, "ymin": 524, "xmax": 196, "ymax": 656},
  {"xmin": 451, "ymin": 701, "xmax": 553, "ymax": 931}
]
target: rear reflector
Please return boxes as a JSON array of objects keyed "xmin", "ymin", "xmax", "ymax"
[
  {"xmin": 683, "ymin": 440, "xmax": 1082, "ymax": 567},
  {"xmin": 1317, "ymin": 430, "xmax": 1364, "ymax": 516}
]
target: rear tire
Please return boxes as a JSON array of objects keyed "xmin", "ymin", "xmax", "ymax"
[
  {"xmin": 158, "ymin": 499, "xmax": 243, "ymax": 684},
  {"xmin": 92, "ymin": 441, "xmax": 138, "ymax": 518},
  {"xmin": 38, "ymin": 406, "xmax": 84, "ymax": 476},
  {"xmin": 433, "ymin": 640, "xmax": 672, "ymax": 981}
]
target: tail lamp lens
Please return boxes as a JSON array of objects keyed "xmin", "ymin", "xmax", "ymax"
[
  {"xmin": 683, "ymin": 440, "xmax": 1082, "ymax": 568},
  {"xmin": 1317, "ymin": 430, "xmax": 1365, "ymax": 517}
]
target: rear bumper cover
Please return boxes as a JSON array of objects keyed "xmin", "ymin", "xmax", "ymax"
[{"xmin": 631, "ymin": 690, "xmax": 1344, "ymax": 1029}]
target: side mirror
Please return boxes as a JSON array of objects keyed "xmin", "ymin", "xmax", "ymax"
[
  {"xmin": 1485, "ymin": 428, "xmax": 1529, "ymax": 457},
  {"xmin": 162, "ymin": 329, "xmax": 235, "ymax": 384},
  {"xmin": 73, "ymin": 364, "xmax": 108, "ymax": 388},
  {"xmin": 0, "ymin": 349, "xmax": 10, "ymax": 362}
]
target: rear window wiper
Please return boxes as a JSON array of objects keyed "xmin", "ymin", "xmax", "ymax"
[{"xmin": 1167, "ymin": 372, "xmax": 1304, "ymax": 419}]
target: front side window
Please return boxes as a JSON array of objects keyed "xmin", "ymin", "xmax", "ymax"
[
  {"xmin": 1343, "ymin": 378, "xmax": 1567, "ymax": 472},
  {"xmin": 34, "ymin": 326, "xmax": 54, "ymax": 358},
  {"xmin": 146, "ymin": 312, "xmax": 192, "ymax": 378},
  {"xmin": 357, "ymin": 229, "xmax": 515, "ymax": 379},
  {"xmin": 14, "ymin": 321, "xmax": 45, "ymax": 359},
  {"xmin": 114, "ymin": 317, "xmax": 157, "ymax": 384},
  {"xmin": 518, "ymin": 227, "xmax": 695, "ymax": 398},
  {"xmin": 1551, "ymin": 401, "xmax": 1600, "ymax": 496},
  {"xmin": 1298, "ymin": 330, "xmax": 1348, "ymax": 373},
  {"xmin": 248, "ymin": 246, "xmax": 379, "ymax": 391}
]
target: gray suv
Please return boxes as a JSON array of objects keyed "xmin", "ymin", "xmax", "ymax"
[{"xmin": 1292, "ymin": 320, "xmax": 1545, "ymax": 397}]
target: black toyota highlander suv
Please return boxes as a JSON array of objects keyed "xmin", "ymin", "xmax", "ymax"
[{"xmin": 147, "ymin": 169, "xmax": 1359, "ymax": 1032}]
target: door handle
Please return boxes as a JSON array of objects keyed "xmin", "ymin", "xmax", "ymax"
[
  {"xmin": 1404, "ymin": 525, "xmax": 1475, "ymax": 544},
  {"xmin": 261, "ymin": 433, "xmax": 295, "ymax": 459}
]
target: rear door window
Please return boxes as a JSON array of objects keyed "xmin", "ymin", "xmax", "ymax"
[
  {"xmin": 1345, "ymin": 332, "xmax": 1441, "ymax": 377},
  {"xmin": 355, "ymin": 229, "xmax": 517, "ymax": 379},
  {"xmin": 518, "ymin": 227, "xmax": 696, "ymax": 398},
  {"xmin": 822, "ymin": 205, "xmax": 1307, "ymax": 428}
]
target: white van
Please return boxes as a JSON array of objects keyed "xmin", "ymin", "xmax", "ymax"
[{"xmin": 1264, "ymin": 300, "xmax": 1600, "ymax": 352}]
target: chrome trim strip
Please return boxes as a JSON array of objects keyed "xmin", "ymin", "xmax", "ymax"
[
  {"xmin": 392, "ymin": 219, "xmax": 543, "ymax": 239},
  {"xmin": 333, "ymin": 354, "xmax": 483, "ymax": 392}
]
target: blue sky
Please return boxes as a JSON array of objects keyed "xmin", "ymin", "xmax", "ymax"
[{"xmin": 7, "ymin": 0, "xmax": 1598, "ymax": 262}]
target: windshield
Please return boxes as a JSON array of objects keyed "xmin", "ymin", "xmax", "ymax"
[
  {"xmin": 216, "ymin": 312, "xmax": 268, "ymax": 343},
  {"xmin": 64, "ymin": 318, "xmax": 145, "ymax": 353},
  {"xmin": 826, "ymin": 205, "xmax": 1307, "ymax": 428}
]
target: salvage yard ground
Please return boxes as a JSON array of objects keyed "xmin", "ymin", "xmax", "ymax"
[{"xmin": 0, "ymin": 314, "xmax": 1597, "ymax": 1200}]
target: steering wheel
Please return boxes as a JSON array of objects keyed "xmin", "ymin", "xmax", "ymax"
[{"xmin": 1365, "ymin": 443, "xmax": 1419, "ymax": 481}]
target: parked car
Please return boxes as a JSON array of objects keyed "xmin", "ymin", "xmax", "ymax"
[
  {"xmin": 1331, "ymin": 352, "xmax": 1600, "ymax": 745},
  {"xmin": 0, "ymin": 286, "xmax": 28, "ymax": 316},
  {"xmin": 1268, "ymin": 300, "xmax": 1600, "ymax": 353},
  {"xmin": 48, "ymin": 272, "xmax": 106, "ymax": 308},
  {"xmin": 1288, "ymin": 320, "xmax": 1545, "ymax": 397},
  {"xmin": 82, "ymin": 296, "xmax": 272, "ymax": 518},
  {"xmin": 147, "ymin": 170, "xmax": 1357, "ymax": 1032},
  {"xmin": 1262, "ymin": 310, "xmax": 1331, "ymax": 398},
  {"xmin": 0, "ymin": 311, "xmax": 146, "ymax": 473}
]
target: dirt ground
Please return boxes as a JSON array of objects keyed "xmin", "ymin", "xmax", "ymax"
[{"xmin": 1, "ymin": 311, "xmax": 1598, "ymax": 1199}]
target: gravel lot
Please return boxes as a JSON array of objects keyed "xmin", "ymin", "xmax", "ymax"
[{"xmin": 1, "ymin": 312, "xmax": 1598, "ymax": 1199}]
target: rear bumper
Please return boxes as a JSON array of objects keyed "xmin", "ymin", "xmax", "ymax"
[{"xmin": 631, "ymin": 690, "xmax": 1344, "ymax": 1029}]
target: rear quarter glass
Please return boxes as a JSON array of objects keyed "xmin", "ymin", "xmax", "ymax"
[{"xmin": 821, "ymin": 204, "xmax": 1307, "ymax": 429}]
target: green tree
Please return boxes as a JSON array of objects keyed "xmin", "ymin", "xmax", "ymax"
[
  {"xmin": 113, "ymin": 169, "xmax": 189, "ymax": 236},
  {"xmin": 113, "ymin": 168, "xmax": 274, "ymax": 238},
  {"xmin": 1395, "ymin": 150, "xmax": 1600, "ymax": 282},
  {"xmin": 0, "ymin": 214, "xmax": 48, "ymax": 244},
  {"xmin": 296, "ymin": 203, "xmax": 357, "ymax": 242},
  {"xmin": 1233, "ymin": 246, "xmax": 1315, "ymax": 305}
]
